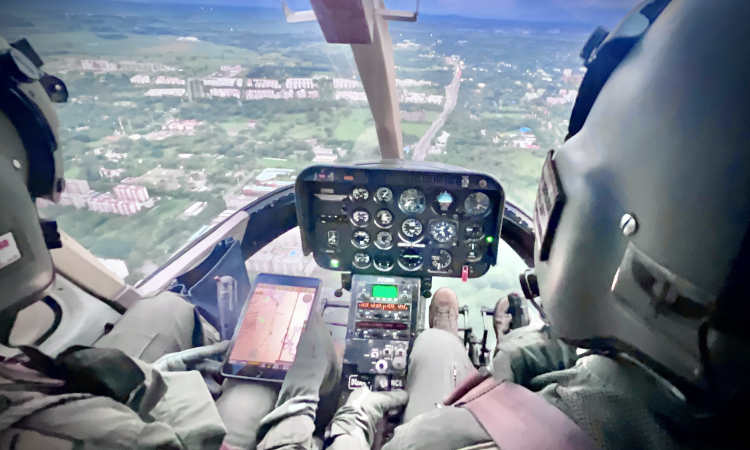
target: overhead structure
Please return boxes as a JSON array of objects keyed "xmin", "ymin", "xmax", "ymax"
[{"xmin": 282, "ymin": 0, "xmax": 420, "ymax": 159}]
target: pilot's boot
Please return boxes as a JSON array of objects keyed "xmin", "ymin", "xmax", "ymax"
[
  {"xmin": 493, "ymin": 296, "xmax": 513, "ymax": 343},
  {"xmin": 429, "ymin": 287, "xmax": 459, "ymax": 338}
]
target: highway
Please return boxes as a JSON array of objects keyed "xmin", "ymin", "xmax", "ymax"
[{"xmin": 412, "ymin": 60, "xmax": 462, "ymax": 161}]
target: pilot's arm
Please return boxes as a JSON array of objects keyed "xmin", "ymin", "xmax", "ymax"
[
  {"xmin": 255, "ymin": 313, "xmax": 342, "ymax": 450},
  {"xmin": 491, "ymin": 324, "xmax": 578, "ymax": 386}
]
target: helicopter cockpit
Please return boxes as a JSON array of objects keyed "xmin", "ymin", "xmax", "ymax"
[{"xmin": 0, "ymin": 0, "xmax": 556, "ymax": 398}]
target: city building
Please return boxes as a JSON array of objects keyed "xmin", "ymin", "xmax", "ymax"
[
  {"xmin": 546, "ymin": 97, "xmax": 567, "ymax": 105},
  {"xmin": 144, "ymin": 89, "xmax": 185, "ymax": 97},
  {"xmin": 401, "ymin": 110, "xmax": 426, "ymax": 122},
  {"xmin": 333, "ymin": 78, "xmax": 360, "ymax": 89},
  {"xmin": 396, "ymin": 79, "xmax": 432, "ymax": 87},
  {"xmin": 334, "ymin": 91, "xmax": 367, "ymax": 102},
  {"xmin": 250, "ymin": 79, "xmax": 281, "ymax": 89},
  {"xmin": 181, "ymin": 201, "xmax": 207, "ymax": 218},
  {"xmin": 285, "ymin": 78, "xmax": 314, "ymax": 89},
  {"xmin": 80, "ymin": 60, "xmax": 118, "ymax": 71},
  {"xmin": 308, "ymin": 90, "xmax": 319, "ymax": 99},
  {"xmin": 282, "ymin": 89, "xmax": 294, "ymax": 100},
  {"xmin": 113, "ymin": 184, "xmax": 149, "ymax": 202},
  {"xmin": 209, "ymin": 88, "xmax": 242, "ymax": 98},
  {"xmin": 246, "ymin": 120, "xmax": 257, "ymax": 129},
  {"xmin": 296, "ymin": 89, "xmax": 307, "ymax": 99},
  {"xmin": 426, "ymin": 95, "xmax": 443, "ymax": 105},
  {"xmin": 242, "ymin": 185, "xmax": 277, "ymax": 197},
  {"xmin": 436, "ymin": 131, "xmax": 450, "ymax": 147},
  {"xmin": 246, "ymin": 89, "xmax": 281, "ymax": 100},
  {"xmin": 87, "ymin": 193, "xmax": 141, "ymax": 215},
  {"xmin": 220, "ymin": 65, "xmax": 243, "ymax": 77},
  {"xmin": 118, "ymin": 61, "xmax": 175, "ymax": 72},
  {"xmin": 130, "ymin": 74, "xmax": 150, "ymax": 84},
  {"xmin": 63, "ymin": 179, "xmax": 92, "ymax": 196},
  {"xmin": 155, "ymin": 76, "xmax": 185, "ymax": 85},
  {"xmin": 203, "ymin": 78, "xmax": 242, "ymax": 87},
  {"xmin": 177, "ymin": 36, "xmax": 199, "ymax": 42},
  {"xmin": 99, "ymin": 167, "xmax": 125, "ymax": 179},
  {"xmin": 246, "ymin": 229, "xmax": 314, "ymax": 276},
  {"xmin": 163, "ymin": 119, "xmax": 203, "ymax": 132}
]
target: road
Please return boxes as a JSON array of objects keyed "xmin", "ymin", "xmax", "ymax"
[{"xmin": 412, "ymin": 60, "xmax": 462, "ymax": 161}]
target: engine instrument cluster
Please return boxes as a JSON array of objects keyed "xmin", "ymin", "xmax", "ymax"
[{"xmin": 296, "ymin": 163, "xmax": 505, "ymax": 279}]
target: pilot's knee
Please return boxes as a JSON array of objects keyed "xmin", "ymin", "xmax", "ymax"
[{"xmin": 412, "ymin": 328, "xmax": 464, "ymax": 355}]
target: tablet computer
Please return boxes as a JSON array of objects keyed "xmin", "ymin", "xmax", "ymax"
[{"xmin": 221, "ymin": 273, "xmax": 322, "ymax": 381}]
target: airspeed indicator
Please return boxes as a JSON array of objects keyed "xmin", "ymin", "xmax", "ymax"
[{"xmin": 352, "ymin": 230, "xmax": 371, "ymax": 249}]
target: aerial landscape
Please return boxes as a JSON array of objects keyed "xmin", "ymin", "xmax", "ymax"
[{"xmin": 1, "ymin": 0, "xmax": 613, "ymax": 333}]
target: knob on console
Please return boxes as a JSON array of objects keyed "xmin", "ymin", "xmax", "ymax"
[
  {"xmin": 375, "ymin": 359, "xmax": 389, "ymax": 373},
  {"xmin": 392, "ymin": 356, "xmax": 407, "ymax": 370}
]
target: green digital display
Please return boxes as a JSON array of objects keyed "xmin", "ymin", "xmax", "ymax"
[{"xmin": 372, "ymin": 285, "xmax": 399, "ymax": 299}]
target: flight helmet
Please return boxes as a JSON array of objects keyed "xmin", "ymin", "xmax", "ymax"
[
  {"xmin": 0, "ymin": 35, "xmax": 67, "ymax": 343},
  {"xmin": 532, "ymin": 0, "xmax": 750, "ymax": 409}
]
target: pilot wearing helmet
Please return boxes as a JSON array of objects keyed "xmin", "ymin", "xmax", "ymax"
[
  {"xmin": 0, "ymin": 35, "xmax": 237, "ymax": 448},
  {"xmin": 256, "ymin": 0, "xmax": 750, "ymax": 449}
]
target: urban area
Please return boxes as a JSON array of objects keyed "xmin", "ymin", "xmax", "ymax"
[{"xmin": 1, "ymin": 0, "xmax": 587, "ymax": 318}]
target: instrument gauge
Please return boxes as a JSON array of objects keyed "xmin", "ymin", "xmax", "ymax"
[
  {"xmin": 398, "ymin": 249, "xmax": 423, "ymax": 272},
  {"xmin": 466, "ymin": 242, "xmax": 483, "ymax": 262},
  {"xmin": 373, "ymin": 255, "xmax": 394, "ymax": 272},
  {"xmin": 351, "ymin": 209, "xmax": 370, "ymax": 227},
  {"xmin": 375, "ymin": 187, "xmax": 393, "ymax": 203},
  {"xmin": 351, "ymin": 187, "xmax": 369, "ymax": 201},
  {"xmin": 464, "ymin": 192, "xmax": 491, "ymax": 216},
  {"xmin": 401, "ymin": 218, "xmax": 423, "ymax": 240},
  {"xmin": 375, "ymin": 231, "xmax": 393, "ymax": 250},
  {"xmin": 398, "ymin": 189, "xmax": 426, "ymax": 214},
  {"xmin": 465, "ymin": 222, "xmax": 484, "ymax": 240},
  {"xmin": 429, "ymin": 220, "xmax": 458, "ymax": 244},
  {"xmin": 352, "ymin": 252, "xmax": 371, "ymax": 269},
  {"xmin": 375, "ymin": 209, "xmax": 393, "ymax": 228},
  {"xmin": 430, "ymin": 249, "xmax": 452, "ymax": 271},
  {"xmin": 352, "ymin": 230, "xmax": 371, "ymax": 249}
]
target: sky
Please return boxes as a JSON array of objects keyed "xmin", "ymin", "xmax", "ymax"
[{"xmin": 105, "ymin": 0, "xmax": 645, "ymax": 23}]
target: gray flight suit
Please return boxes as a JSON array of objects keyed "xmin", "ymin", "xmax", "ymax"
[
  {"xmin": 0, "ymin": 292, "xmax": 226, "ymax": 449},
  {"xmin": 257, "ymin": 325, "xmax": 721, "ymax": 450},
  {"xmin": 383, "ymin": 326, "xmax": 717, "ymax": 450}
]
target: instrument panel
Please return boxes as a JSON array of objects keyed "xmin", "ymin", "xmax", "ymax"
[{"xmin": 295, "ymin": 163, "xmax": 505, "ymax": 279}]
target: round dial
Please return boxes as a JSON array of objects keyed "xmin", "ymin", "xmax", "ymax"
[
  {"xmin": 466, "ymin": 242, "xmax": 483, "ymax": 262},
  {"xmin": 351, "ymin": 187, "xmax": 369, "ymax": 201},
  {"xmin": 352, "ymin": 252, "xmax": 371, "ymax": 269},
  {"xmin": 375, "ymin": 187, "xmax": 393, "ymax": 203},
  {"xmin": 401, "ymin": 218, "xmax": 423, "ymax": 239},
  {"xmin": 375, "ymin": 209, "xmax": 393, "ymax": 228},
  {"xmin": 375, "ymin": 231, "xmax": 393, "ymax": 250},
  {"xmin": 373, "ymin": 255, "xmax": 394, "ymax": 272},
  {"xmin": 351, "ymin": 230, "xmax": 371, "ymax": 249},
  {"xmin": 398, "ymin": 189, "xmax": 426, "ymax": 214},
  {"xmin": 429, "ymin": 220, "xmax": 458, "ymax": 244},
  {"xmin": 398, "ymin": 249, "xmax": 423, "ymax": 272},
  {"xmin": 351, "ymin": 209, "xmax": 370, "ymax": 227},
  {"xmin": 465, "ymin": 222, "xmax": 484, "ymax": 240},
  {"xmin": 430, "ymin": 249, "xmax": 452, "ymax": 271},
  {"xmin": 464, "ymin": 192, "xmax": 491, "ymax": 216},
  {"xmin": 436, "ymin": 191, "xmax": 454, "ymax": 212}
]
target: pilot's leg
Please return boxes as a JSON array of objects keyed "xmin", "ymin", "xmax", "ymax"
[
  {"xmin": 216, "ymin": 379, "xmax": 280, "ymax": 450},
  {"xmin": 93, "ymin": 291, "xmax": 208, "ymax": 363},
  {"xmin": 404, "ymin": 288, "xmax": 474, "ymax": 422}
]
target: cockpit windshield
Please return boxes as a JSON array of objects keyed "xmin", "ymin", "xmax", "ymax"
[{"xmin": 2, "ymin": 0, "xmax": 630, "ymax": 339}]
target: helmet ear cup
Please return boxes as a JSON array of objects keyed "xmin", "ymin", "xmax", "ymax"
[{"xmin": 0, "ymin": 154, "xmax": 55, "ymax": 339}]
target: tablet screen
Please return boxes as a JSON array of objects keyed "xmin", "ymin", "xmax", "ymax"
[{"xmin": 227, "ymin": 282, "xmax": 317, "ymax": 370}]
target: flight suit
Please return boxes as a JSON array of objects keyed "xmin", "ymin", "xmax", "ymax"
[
  {"xmin": 382, "ymin": 326, "xmax": 715, "ymax": 450},
  {"xmin": 257, "ymin": 324, "xmax": 718, "ymax": 450},
  {"xmin": 0, "ymin": 291, "xmax": 227, "ymax": 449}
]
